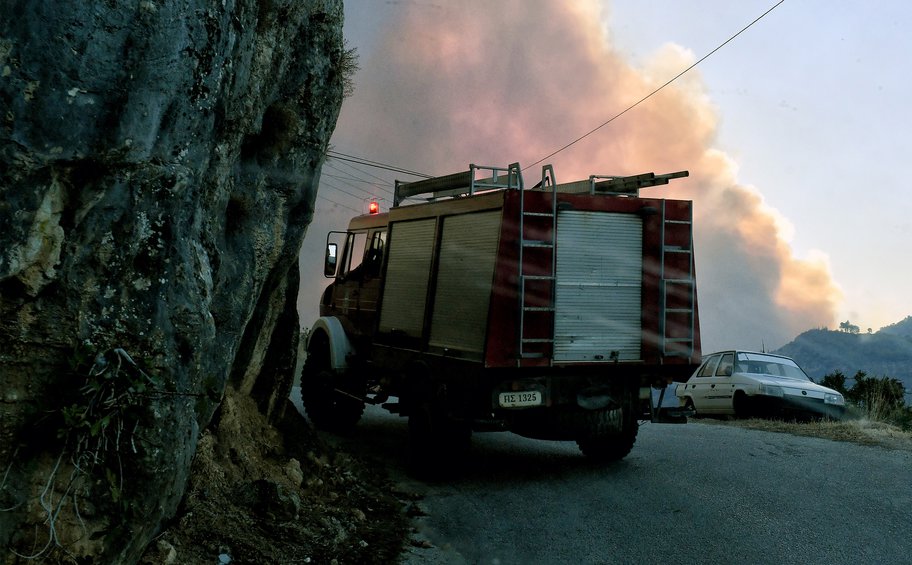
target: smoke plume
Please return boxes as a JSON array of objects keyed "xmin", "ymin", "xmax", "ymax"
[{"xmin": 318, "ymin": 0, "xmax": 842, "ymax": 351}]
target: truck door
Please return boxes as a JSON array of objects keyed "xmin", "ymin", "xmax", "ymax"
[{"xmin": 328, "ymin": 229, "xmax": 386, "ymax": 338}]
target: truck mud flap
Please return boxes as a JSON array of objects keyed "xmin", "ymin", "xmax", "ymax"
[{"xmin": 649, "ymin": 386, "xmax": 691, "ymax": 423}]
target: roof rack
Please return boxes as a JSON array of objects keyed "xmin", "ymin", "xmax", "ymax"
[
  {"xmin": 552, "ymin": 171, "xmax": 689, "ymax": 197},
  {"xmin": 393, "ymin": 164, "xmax": 689, "ymax": 206},
  {"xmin": 394, "ymin": 163, "xmax": 523, "ymax": 206}
]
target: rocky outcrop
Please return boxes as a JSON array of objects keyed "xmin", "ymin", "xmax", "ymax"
[{"xmin": 0, "ymin": 0, "xmax": 344, "ymax": 561}]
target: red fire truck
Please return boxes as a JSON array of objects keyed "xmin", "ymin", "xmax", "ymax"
[{"xmin": 301, "ymin": 162, "xmax": 699, "ymax": 466}]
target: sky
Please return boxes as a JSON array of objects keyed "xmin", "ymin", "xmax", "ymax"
[{"xmin": 298, "ymin": 0, "xmax": 912, "ymax": 353}]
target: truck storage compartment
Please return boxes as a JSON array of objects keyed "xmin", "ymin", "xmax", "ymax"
[
  {"xmin": 554, "ymin": 211, "xmax": 643, "ymax": 362},
  {"xmin": 378, "ymin": 218, "xmax": 437, "ymax": 337},
  {"xmin": 428, "ymin": 210, "xmax": 501, "ymax": 357}
]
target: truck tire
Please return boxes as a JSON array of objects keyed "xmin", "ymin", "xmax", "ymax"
[
  {"xmin": 575, "ymin": 404, "xmax": 639, "ymax": 463},
  {"xmin": 406, "ymin": 376, "xmax": 471, "ymax": 477},
  {"xmin": 299, "ymin": 337, "xmax": 365, "ymax": 433}
]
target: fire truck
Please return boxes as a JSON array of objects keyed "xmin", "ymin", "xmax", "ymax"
[{"xmin": 301, "ymin": 162, "xmax": 699, "ymax": 465}]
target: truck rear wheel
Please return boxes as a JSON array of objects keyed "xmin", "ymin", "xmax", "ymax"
[
  {"xmin": 300, "ymin": 338, "xmax": 365, "ymax": 433},
  {"xmin": 406, "ymin": 377, "xmax": 471, "ymax": 477},
  {"xmin": 408, "ymin": 403, "xmax": 471, "ymax": 474},
  {"xmin": 575, "ymin": 404, "xmax": 639, "ymax": 463}
]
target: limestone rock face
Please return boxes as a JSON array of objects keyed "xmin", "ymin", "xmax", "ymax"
[{"xmin": 0, "ymin": 0, "xmax": 344, "ymax": 561}]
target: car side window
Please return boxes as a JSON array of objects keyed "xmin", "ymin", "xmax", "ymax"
[
  {"xmin": 716, "ymin": 353, "xmax": 734, "ymax": 377},
  {"xmin": 697, "ymin": 355, "xmax": 720, "ymax": 377}
]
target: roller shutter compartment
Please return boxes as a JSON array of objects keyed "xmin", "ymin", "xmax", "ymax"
[{"xmin": 554, "ymin": 211, "xmax": 643, "ymax": 362}]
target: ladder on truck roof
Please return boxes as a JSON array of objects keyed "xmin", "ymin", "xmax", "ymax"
[{"xmin": 393, "ymin": 163, "xmax": 523, "ymax": 206}]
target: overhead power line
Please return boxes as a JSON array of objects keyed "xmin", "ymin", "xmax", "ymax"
[
  {"xmin": 320, "ymin": 178, "xmax": 376, "ymax": 204},
  {"xmin": 316, "ymin": 192, "xmax": 361, "ymax": 214},
  {"xmin": 326, "ymin": 157, "xmax": 399, "ymax": 187},
  {"xmin": 323, "ymin": 161, "xmax": 396, "ymax": 196},
  {"xmin": 526, "ymin": 0, "xmax": 785, "ymax": 170},
  {"xmin": 325, "ymin": 150, "xmax": 433, "ymax": 179}
]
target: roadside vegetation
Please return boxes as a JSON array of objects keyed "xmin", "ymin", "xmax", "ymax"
[
  {"xmin": 820, "ymin": 370, "xmax": 912, "ymax": 432},
  {"xmin": 702, "ymin": 371, "xmax": 912, "ymax": 452}
]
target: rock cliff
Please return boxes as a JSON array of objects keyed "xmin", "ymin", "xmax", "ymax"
[{"xmin": 0, "ymin": 0, "xmax": 344, "ymax": 561}]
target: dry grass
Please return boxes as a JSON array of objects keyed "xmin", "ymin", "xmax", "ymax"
[{"xmin": 697, "ymin": 416, "xmax": 912, "ymax": 452}]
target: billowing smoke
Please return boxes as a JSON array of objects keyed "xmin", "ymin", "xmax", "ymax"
[{"xmin": 312, "ymin": 0, "xmax": 842, "ymax": 351}]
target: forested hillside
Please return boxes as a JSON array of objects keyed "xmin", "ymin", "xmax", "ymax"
[
  {"xmin": 774, "ymin": 322, "xmax": 912, "ymax": 395},
  {"xmin": 878, "ymin": 316, "xmax": 912, "ymax": 338}
]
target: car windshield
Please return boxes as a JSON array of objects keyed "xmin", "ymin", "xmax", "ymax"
[{"xmin": 734, "ymin": 352, "xmax": 811, "ymax": 382}]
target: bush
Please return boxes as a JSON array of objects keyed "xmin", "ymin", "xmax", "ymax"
[{"xmin": 820, "ymin": 370, "xmax": 911, "ymax": 431}]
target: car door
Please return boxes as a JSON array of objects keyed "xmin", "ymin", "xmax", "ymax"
[
  {"xmin": 704, "ymin": 352, "xmax": 736, "ymax": 413},
  {"xmin": 685, "ymin": 354, "xmax": 721, "ymax": 413}
]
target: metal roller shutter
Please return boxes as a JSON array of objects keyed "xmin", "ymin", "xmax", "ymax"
[
  {"xmin": 429, "ymin": 210, "xmax": 501, "ymax": 355},
  {"xmin": 378, "ymin": 218, "xmax": 437, "ymax": 336},
  {"xmin": 554, "ymin": 211, "xmax": 643, "ymax": 361}
]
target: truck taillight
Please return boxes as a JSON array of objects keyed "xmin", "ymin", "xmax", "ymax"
[{"xmin": 368, "ymin": 200, "xmax": 379, "ymax": 214}]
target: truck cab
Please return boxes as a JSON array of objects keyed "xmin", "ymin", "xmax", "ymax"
[{"xmin": 320, "ymin": 213, "xmax": 388, "ymax": 344}]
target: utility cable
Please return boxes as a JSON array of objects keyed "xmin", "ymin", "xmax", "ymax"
[
  {"xmin": 326, "ymin": 150, "xmax": 433, "ymax": 179},
  {"xmin": 526, "ymin": 0, "xmax": 785, "ymax": 170},
  {"xmin": 316, "ymin": 192, "xmax": 361, "ymax": 214},
  {"xmin": 320, "ymin": 178, "xmax": 377, "ymax": 206},
  {"xmin": 323, "ymin": 162, "xmax": 396, "ymax": 196},
  {"xmin": 326, "ymin": 157, "xmax": 399, "ymax": 187}
]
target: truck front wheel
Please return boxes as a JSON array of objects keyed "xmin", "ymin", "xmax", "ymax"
[{"xmin": 300, "ymin": 337, "xmax": 365, "ymax": 433}]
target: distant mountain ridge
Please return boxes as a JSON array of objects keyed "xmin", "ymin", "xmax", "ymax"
[
  {"xmin": 773, "ymin": 317, "xmax": 912, "ymax": 396},
  {"xmin": 877, "ymin": 316, "xmax": 912, "ymax": 338}
]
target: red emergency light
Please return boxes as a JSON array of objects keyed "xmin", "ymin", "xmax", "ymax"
[{"xmin": 368, "ymin": 200, "xmax": 380, "ymax": 215}]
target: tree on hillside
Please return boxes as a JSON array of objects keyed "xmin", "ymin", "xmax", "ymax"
[{"xmin": 839, "ymin": 320, "xmax": 860, "ymax": 334}]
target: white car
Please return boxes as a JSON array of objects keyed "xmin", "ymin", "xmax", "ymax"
[{"xmin": 675, "ymin": 351, "xmax": 845, "ymax": 420}]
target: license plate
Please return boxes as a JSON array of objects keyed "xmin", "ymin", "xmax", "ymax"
[{"xmin": 499, "ymin": 391, "xmax": 542, "ymax": 408}]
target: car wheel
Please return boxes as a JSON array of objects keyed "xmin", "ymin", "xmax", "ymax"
[
  {"xmin": 299, "ymin": 335, "xmax": 365, "ymax": 433},
  {"xmin": 732, "ymin": 391, "xmax": 755, "ymax": 419}
]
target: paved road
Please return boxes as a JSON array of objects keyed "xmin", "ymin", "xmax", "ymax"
[{"xmin": 291, "ymin": 392, "xmax": 912, "ymax": 565}]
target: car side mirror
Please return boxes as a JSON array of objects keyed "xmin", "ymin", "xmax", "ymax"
[{"xmin": 324, "ymin": 243, "xmax": 338, "ymax": 277}]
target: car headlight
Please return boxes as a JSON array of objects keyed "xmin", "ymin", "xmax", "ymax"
[
  {"xmin": 824, "ymin": 393, "xmax": 845, "ymax": 406},
  {"xmin": 758, "ymin": 383, "xmax": 784, "ymax": 397}
]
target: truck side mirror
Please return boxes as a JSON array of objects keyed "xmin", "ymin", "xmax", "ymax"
[{"xmin": 324, "ymin": 243, "xmax": 338, "ymax": 277}]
